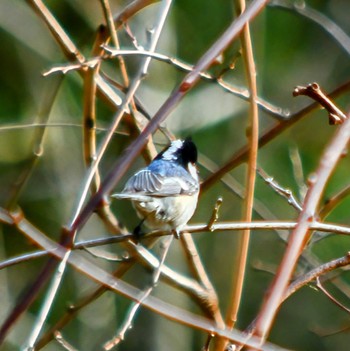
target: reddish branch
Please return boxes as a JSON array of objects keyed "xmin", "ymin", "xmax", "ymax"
[{"xmin": 293, "ymin": 83, "xmax": 347, "ymax": 125}]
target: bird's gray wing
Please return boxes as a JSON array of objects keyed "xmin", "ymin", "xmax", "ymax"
[{"xmin": 116, "ymin": 169, "xmax": 197, "ymax": 197}]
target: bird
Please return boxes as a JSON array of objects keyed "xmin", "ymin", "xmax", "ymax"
[{"xmin": 112, "ymin": 138, "xmax": 199, "ymax": 238}]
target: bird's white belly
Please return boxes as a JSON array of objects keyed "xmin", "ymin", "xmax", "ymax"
[{"xmin": 132, "ymin": 192, "xmax": 199, "ymax": 231}]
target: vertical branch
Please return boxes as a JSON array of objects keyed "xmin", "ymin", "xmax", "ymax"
[
  {"xmin": 100, "ymin": 0, "xmax": 130, "ymax": 88},
  {"xmin": 89, "ymin": 23, "xmax": 126, "ymax": 232},
  {"xmin": 83, "ymin": 64, "xmax": 100, "ymax": 193},
  {"xmin": 180, "ymin": 233, "xmax": 225, "ymax": 327},
  {"xmin": 217, "ymin": 1, "xmax": 259, "ymax": 349}
]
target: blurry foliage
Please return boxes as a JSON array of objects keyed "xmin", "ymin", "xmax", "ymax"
[{"xmin": 1, "ymin": 0, "xmax": 350, "ymax": 350}]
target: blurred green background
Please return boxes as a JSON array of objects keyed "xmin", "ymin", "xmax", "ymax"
[{"xmin": 1, "ymin": 0, "xmax": 350, "ymax": 350}]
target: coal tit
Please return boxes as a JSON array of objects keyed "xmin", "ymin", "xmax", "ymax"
[{"xmin": 113, "ymin": 138, "xmax": 199, "ymax": 238}]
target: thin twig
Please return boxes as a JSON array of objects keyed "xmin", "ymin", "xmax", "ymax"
[
  {"xmin": 284, "ymin": 253, "xmax": 350, "ymax": 301},
  {"xmin": 176, "ymin": 190, "xmax": 225, "ymax": 330},
  {"xmin": 113, "ymin": 0, "xmax": 158, "ymax": 28},
  {"xmin": 316, "ymin": 277, "xmax": 350, "ymax": 314},
  {"xmin": 83, "ymin": 246, "xmax": 130, "ymax": 262},
  {"xmin": 103, "ymin": 47, "xmax": 288, "ymax": 118},
  {"xmin": 257, "ymin": 167, "xmax": 303, "ymax": 212},
  {"xmin": 0, "ymin": 121, "xmax": 129, "ymax": 135},
  {"xmin": 319, "ymin": 183, "xmax": 350, "ymax": 219},
  {"xmin": 180, "ymin": 232, "xmax": 225, "ymax": 327},
  {"xmin": 289, "ymin": 145, "xmax": 307, "ymax": 201},
  {"xmin": 83, "ymin": 63, "xmax": 101, "ymax": 193},
  {"xmin": 22, "ymin": 252, "xmax": 70, "ymax": 350},
  {"xmin": 99, "ymin": 0, "xmax": 130, "ymax": 88}
]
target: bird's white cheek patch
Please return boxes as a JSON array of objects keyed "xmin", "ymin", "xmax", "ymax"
[{"xmin": 188, "ymin": 163, "xmax": 198, "ymax": 181}]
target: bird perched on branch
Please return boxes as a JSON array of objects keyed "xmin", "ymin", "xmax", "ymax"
[{"xmin": 112, "ymin": 138, "xmax": 199, "ymax": 238}]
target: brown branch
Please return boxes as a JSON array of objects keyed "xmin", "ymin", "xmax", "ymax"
[
  {"xmin": 3, "ymin": 220, "xmax": 350, "ymax": 272},
  {"xmin": 319, "ymin": 183, "xmax": 350, "ymax": 219},
  {"xmin": 180, "ymin": 232, "xmax": 224, "ymax": 326},
  {"xmin": 293, "ymin": 83, "xmax": 347, "ymax": 125},
  {"xmin": 83, "ymin": 64, "xmax": 100, "ymax": 193},
  {"xmin": 316, "ymin": 277, "xmax": 350, "ymax": 314},
  {"xmin": 99, "ymin": 0, "xmax": 130, "ymax": 88},
  {"xmin": 284, "ymin": 252, "xmax": 350, "ymax": 301},
  {"xmin": 218, "ymin": 1, "xmax": 259, "ymax": 350}
]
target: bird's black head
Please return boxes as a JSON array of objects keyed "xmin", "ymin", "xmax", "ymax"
[
  {"xmin": 180, "ymin": 138, "xmax": 197, "ymax": 164},
  {"xmin": 156, "ymin": 138, "xmax": 198, "ymax": 167}
]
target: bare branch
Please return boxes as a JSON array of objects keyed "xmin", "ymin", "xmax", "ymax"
[
  {"xmin": 220, "ymin": 1, "xmax": 260, "ymax": 349},
  {"xmin": 284, "ymin": 252, "xmax": 350, "ymax": 301},
  {"xmin": 316, "ymin": 277, "xmax": 350, "ymax": 314},
  {"xmin": 258, "ymin": 167, "xmax": 303, "ymax": 212},
  {"xmin": 293, "ymin": 83, "xmax": 347, "ymax": 125}
]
